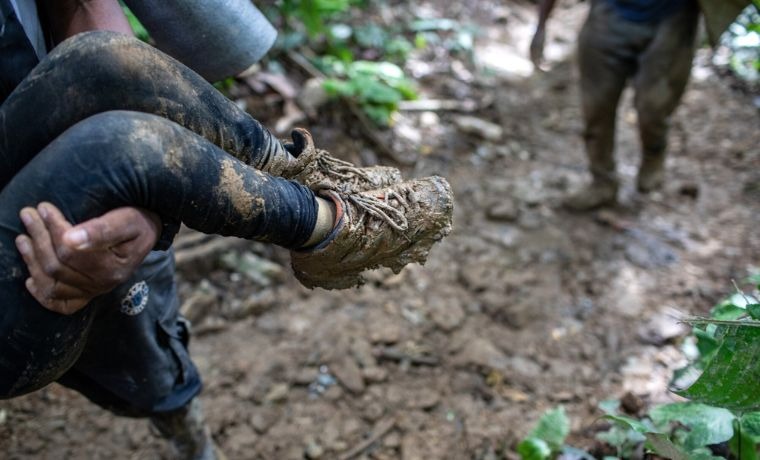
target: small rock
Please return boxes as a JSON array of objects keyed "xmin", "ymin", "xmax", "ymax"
[
  {"xmin": 264, "ymin": 383, "xmax": 289, "ymax": 403},
  {"xmin": 368, "ymin": 315, "xmax": 403, "ymax": 344},
  {"xmin": 507, "ymin": 356, "xmax": 542, "ymax": 378},
  {"xmin": 362, "ymin": 401, "xmax": 386, "ymax": 421},
  {"xmin": 362, "ymin": 367, "xmax": 389, "ymax": 383},
  {"xmin": 323, "ymin": 384, "xmax": 344, "ymax": 401},
  {"xmin": 620, "ymin": 391, "xmax": 645, "ymax": 416},
  {"xmin": 453, "ymin": 338, "xmax": 509, "ymax": 370},
  {"xmin": 637, "ymin": 312, "xmax": 688, "ymax": 345},
  {"xmin": 250, "ymin": 407, "xmax": 279, "ymax": 434},
  {"xmin": 298, "ymin": 77, "xmax": 330, "ymax": 115},
  {"xmin": 225, "ymin": 424, "xmax": 259, "ymax": 452},
  {"xmin": 453, "ymin": 115, "xmax": 504, "ymax": 141},
  {"xmin": 430, "ymin": 297, "xmax": 466, "ymax": 332},
  {"xmin": 305, "ymin": 439, "xmax": 325, "ymax": 459},
  {"xmin": 179, "ymin": 279, "xmax": 218, "ymax": 323},
  {"xmin": 333, "ymin": 357, "xmax": 366, "ymax": 394},
  {"xmin": 350, "ymin": 337, "xmax": 378, "ymax": 369},
  {"xmin": 293, "ymin": 367, "xmax": 320, "ymax": 385},
  {"xmin": 486, "ymin": 200, "xmax": 519, "ymax": 222},
  {"xmin": 384, "ymin": 431, "xmax": 401, "ymax": 449}
]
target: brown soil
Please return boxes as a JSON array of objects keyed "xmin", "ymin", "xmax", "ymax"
[{"xmin": 2, "ymin": 1, "xmax": 759, "ymax": 459}]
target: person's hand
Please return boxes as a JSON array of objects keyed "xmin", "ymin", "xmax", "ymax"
[
  {"xmin": 14, "ymin": 203, "xmax": 161, "ymax": 315},
  {"xmin": 530, "ymin": 25, "xmax": 546, "ymax": 70}
]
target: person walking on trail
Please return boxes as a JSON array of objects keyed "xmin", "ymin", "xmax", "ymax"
[
  {"xmin": 0, "ymin": 1, "xmax": 453, "ymax": 459},
  {"xmin": 530, "ymin": 0, "xmax": 700, "ymax": 210}
]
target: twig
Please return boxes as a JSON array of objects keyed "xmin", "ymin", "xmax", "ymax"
[
  {"xmin": 732, "ymin": 278, "xmax": 753, "ymax": 306},
  {"xmin": 398, "ymin": 99, "xmax": 478, "ymax": 112},
  {"xmin": 680, "ymin": 317, "xmax": 760, "ymax": 327},
  {"xmin": 338, "ymin": 417, "xmax": 396, "ymax": 460}
]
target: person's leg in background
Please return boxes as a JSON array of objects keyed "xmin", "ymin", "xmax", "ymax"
[
  {"xmin": 566, "ymin": 1, "xmax": 635, "ymax": 210},
  {"xmin": 633, "ymin": 2, "xmax": 699, "ymax": 192}
]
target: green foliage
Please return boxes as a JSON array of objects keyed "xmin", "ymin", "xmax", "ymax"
[
  {"xmin": 517, "ymin": 407, "xmax": 571, "ymax": 460},
  {"xmin": 594, "ymin": 282, "xmax": 760, "ymax": 459},
  {"xmin": 269, "ymin": 0, "xmax": 418, "ymax": 125},
  {"xmin": 677, "ymin": 324, "xmax": 760, "ymax": 412},
  {"xmin": 321, "ymin": 59, "xmax": 416, "ymax": 125},
  {"xmin": 650, "ymin": 403, "xmax": 735, "ymax": 451}
]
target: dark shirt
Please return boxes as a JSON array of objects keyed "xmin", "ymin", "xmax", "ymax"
[{"xmin": 605, "ymin": 0, "xmax": 691, "ymax": 23}]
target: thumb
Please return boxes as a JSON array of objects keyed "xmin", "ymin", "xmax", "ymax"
[{"xmin": 64, "ymin": 208, "xmax": 144, "ymax": 250}]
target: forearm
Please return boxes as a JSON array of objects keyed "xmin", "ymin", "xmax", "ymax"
[{"xmin": 38, "ymin": 0, "xmax": 133, "ymax": 43}]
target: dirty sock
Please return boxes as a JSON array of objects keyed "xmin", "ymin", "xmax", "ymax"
[{"xmin": 302, "ymin": 196, "xmax": 337, "ymax": 248}]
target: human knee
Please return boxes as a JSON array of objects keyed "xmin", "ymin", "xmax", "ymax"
[{"xmin": 49, "ymin": 31, "xmax": 152, "ymax": 80}]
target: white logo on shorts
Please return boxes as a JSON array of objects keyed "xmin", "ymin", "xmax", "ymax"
[{"xmin": 120, "ymin": 281, "xmax": 149, "ymax": 316}]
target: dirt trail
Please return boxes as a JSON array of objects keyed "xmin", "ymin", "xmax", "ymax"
[{"xmin": 2, "ymin": 1, "xmax": 759, "ymax": 459}]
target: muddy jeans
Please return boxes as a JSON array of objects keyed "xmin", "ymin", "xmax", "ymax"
[
  {"xmin": 0, "ymin": 32, "xmax": 317, "ymax": 404},
  {"xmin": 578, "ymin": 0, "xmax": 699, "ymax": 184}
]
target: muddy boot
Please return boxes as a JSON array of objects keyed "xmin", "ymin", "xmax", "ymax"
[
  {"xmin": 637, "ymin": 153, "xmax": 666, "ymax": 193},
  {"xmin": 563, "ymin": 179, "xmax": 618, "ymax": 211},
  {"xmin": 281, "ymin": 128, "xmax": 402, "ymax": 192},
  {"xmin": 291, "ymin": 176, "xmax": 454, "ymax": 289},
  {"xmin": 150, "ymin": 398, "xmax": 226, "ymax": 460}
]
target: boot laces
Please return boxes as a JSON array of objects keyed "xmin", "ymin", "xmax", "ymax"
[
  {"xmin": 315, "ymin": 149, "xmax": 373, "ymax": 187},
  {"xmin": 345, "ymin": 186, "xmax": 411, "ymax": 233}
]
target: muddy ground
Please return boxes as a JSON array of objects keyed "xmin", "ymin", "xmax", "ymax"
[{"xmin": 2, "ymin": 1, "xmax": 759, "ymax": 459}]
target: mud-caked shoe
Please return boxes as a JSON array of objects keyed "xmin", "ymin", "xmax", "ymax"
[
  {"xmin": 291, "ymin": 176, "xmax": 454, "ymax": 289},
  {"xmin": 563, "ymin": 180, "xmax": 618, "ymax": 211},
  {"xmin": 637, "ymin": 153, "xmax": 666, "ymax": 193},
  {"xmin": 282, "ymin": 128, "xmax": 402, "ymax": 191}
]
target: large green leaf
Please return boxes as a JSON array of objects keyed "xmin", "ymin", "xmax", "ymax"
[
  {"xmin": 677, "ymin": 325, "xmax": 760, "ymax": 412},
  {"xmin": 529, "ymin": 407, "xmax": 570, "ymax": 451},
  {"xmin": 649, "ymin": 403, "xmax": 735, "ymax": 451}
]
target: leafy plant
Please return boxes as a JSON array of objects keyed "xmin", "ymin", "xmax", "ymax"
[
  {"xmin": 266, "ymin": 0, "xmax": 419, "ymax": 125},
  {"xmin": 596, "ymin": 279, "xmax": 760, "ymax": 459},
  {"xmin": 517, "ymin": 407, "xmax": 572, "ymax": 460},
  {"xmin": 320, "ymin": 59, "xmax": 417, "ymax": 126}
]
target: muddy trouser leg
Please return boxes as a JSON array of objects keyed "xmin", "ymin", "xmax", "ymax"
[
  {"xmin": 632, "ymin": 5, "xmax": 699, "ymax": 187},
  {"xmin": 0, "ymin": 30, "xmax": 292, "ymax": 190},
  {"xmin": 578, "ymin": 1, "xmax": 640, "ymax": 187},
  {"xmin": 0, "ymin": 111, "xmax": 318, "ymax": 399}
]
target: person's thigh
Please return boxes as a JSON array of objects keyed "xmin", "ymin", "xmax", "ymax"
[
  {"xmin": 633, "ymin": 4, "xmax": 699, "ymax": 132},
  {"xmin": 0, "ymin": 111, "xmax": 317, "ymax": 399},
  {"xmin": 0, "ymin": 30, "xmax": 288, "ymax": 190}
]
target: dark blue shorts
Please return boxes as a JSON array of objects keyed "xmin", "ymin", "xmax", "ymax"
[{"xmin": 55, "ymin": 250, "xmax": 202, "ymax": 417}]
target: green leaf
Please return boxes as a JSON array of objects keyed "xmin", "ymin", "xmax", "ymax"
[
  {"xmin": 600, "ymin": 414, "xmax": 654, "ymax": 434},
  {"xmin": 677, "ymin": 325, "xmax": 760, "ymax": 412},
  {"xmin": 601, "ymin": 413, "xmax": 709, "ymax": 460},
  {"xmin": 517, "ymin": 437, "xmax": 552, "ymax": 460},
  {"xmin": 528, "ymin": 407, "xmax": 570, "ymax": 451},
  {"xmin": 643, "ymin": 433, "xmax": 689, "ymax": 460},
  {"xmin": 598, "ymin": 399, "xmax": 621, "ymax": 415},
  {"xmin": 741, "ymin": 412, "xmax": 760, "ymax": 439},
  {"xmin": 649, "ymin": 403, "xmax": 735, "ymax": 451}
]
